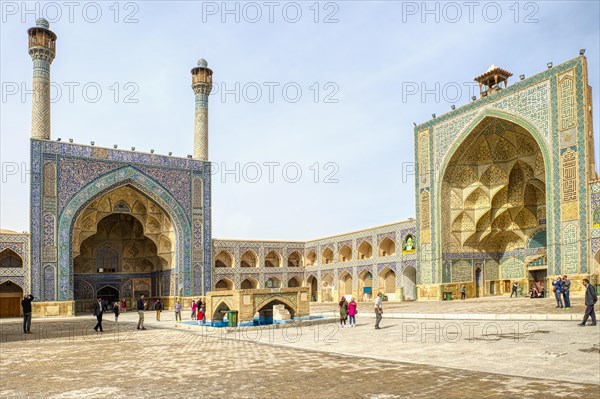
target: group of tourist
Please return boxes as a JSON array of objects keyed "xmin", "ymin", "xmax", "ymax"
[
  {"xmin": 335, "ymin": 282, "xmax": 597, "ymax": 328},
  {"xmin": 19, "ymin": 280, "xmax": 598, "ymax": 335},
  {"xmin": 337, "ymin": 296, "xmax": 358, "ymax": 327},
  {"xmin": 551, "ymin": 275, "xmax": 572, "ymax": 309},
  {"xmin": 338, "ymin": 292, "xmax": 385, "ymax": 329},
  {"xmin": 190, "ymin": 298, "xmax": 207, "ymax": 323},
  {"xmin": 529, "ymin": 283, "xmax": 546, "ymax": 298}
]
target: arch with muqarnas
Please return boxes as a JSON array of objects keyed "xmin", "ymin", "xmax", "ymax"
[
  {"xmin": 435, "ymin": 109, "xmax": 553, "ymax": 272},
  {"xmin": 57, "ymin": 166, "xmax": 192, "ymax": 301}
]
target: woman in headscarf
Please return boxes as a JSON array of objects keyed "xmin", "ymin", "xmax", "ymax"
[{"xmin": 338, "ymin": 296, "xmax": 348, "ymax": 328}]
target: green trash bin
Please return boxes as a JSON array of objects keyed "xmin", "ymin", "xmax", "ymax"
[
  {"xmin": 596, "ymin": 284, "xmax": 600, "ymax": 296},
  {"xmin": 227, "ymin": 310, "xmax": 238, "ymax": 327},
  {"xmin": 444, "ymin": 292, "xmax": 452, "ymax": 301}
]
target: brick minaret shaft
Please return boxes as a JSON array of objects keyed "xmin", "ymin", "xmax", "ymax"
[
  {"xmin": 191, "ymin": 59, "xmax": 213, "ymax": 160},
  {"xmin": 28, "ymin": 18, "xmax": 56, "ymax": 140}
]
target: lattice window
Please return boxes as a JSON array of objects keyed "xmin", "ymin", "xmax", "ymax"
[{"xmin": 95, "ymin": 246, "xmax": 118, "ymax": 272}]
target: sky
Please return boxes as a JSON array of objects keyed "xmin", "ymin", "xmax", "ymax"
[{"xmin": 1, "ymin": 0, "xmax": 599, "ymax": 241}]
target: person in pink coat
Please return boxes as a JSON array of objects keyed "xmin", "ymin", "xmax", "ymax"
[
  {"xmin": 190, "ymin": 299, "xmax": 197, "ymax": 320},
  {"xmin": 347, "ymin": 298, "xmax": 358, "ymax": 327}
]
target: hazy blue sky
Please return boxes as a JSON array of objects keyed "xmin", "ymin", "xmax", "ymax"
[{"xmin": 1, "ymin": 1, "xmax": 599, "ymax": 240}]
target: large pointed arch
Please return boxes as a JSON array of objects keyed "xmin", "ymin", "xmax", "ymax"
[
  {"xmin": 57, "ymin": 166, "xmax": 193, "ymax": 301},
  {"xmin": 438, "ymin": 111, "xmax": 551, "ymax": 263},
  {"xmin": 438, "ymin": 110, "xmax": 551, "ymax": 184}
]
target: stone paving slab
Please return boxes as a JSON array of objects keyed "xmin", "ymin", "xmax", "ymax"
[{"xmin": 1, "ymin": 319, "xmax": 599, "ymax": 399}]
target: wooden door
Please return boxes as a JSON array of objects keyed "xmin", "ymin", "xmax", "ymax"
[{"xmin": 0, "ymin": 297, "xmax": 21, "ymax": 317}]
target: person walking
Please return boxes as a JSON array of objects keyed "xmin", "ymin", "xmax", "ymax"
[
  {"xmin": 338, "ymin": 296, "xmax": 348, "ymax": 328},
  {"xmin": 21, "ymin": 294, "xmax": 34, "ymax": 334},
  {"xmin": 137, "ymin": 294, "xmax": 146, "ymax": 330},
  {"xmin": 348, "ymin": 297, "xmax": 358, "ymax": 327},
  {"xmin": 174, "ymin": 300, "xmax": 182, "ymax": 322},
  {"xmin": 510, "ymin": 282, "xmax": 519, "ymax": 298},
  {"xmin": 461, "ymin": 284, "xmax": 466, "ymax": 300},
  {"xmin": 93, "ymin": 298, "xmax": 104, "ymax": 332},
  {"xmin": 190, "ymin": 298, "xmax": 197, "ymax": 320},
  {"xmin": 155, "ymin": 299, "xmax": 163, "ymax": 321},
  {"xmin": 552, "ymin": 277, "xmax": 563, "ymax": 308},
  {"xmin": 578, "ymin": 278, "xmax": 597, "ymax": 326},
  {"xmin": 374, "ymin": 292, "xmax": 383, "ymax": 330},
  {"xmin": 113, "ymin": 301, "xmax": 120, "ymax": 322},
  {"xmin": 562, "ymin": 275, "xmax": 571, "ymax": 309},
  {"xmin": 121, "ymin": 299, "xmax": 127, "ymax": 313}
]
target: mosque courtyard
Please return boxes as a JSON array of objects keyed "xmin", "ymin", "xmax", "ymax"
[
  {"xmin": 1, "ymin": 3, "xmax": 599, "ymax": 398},
  {"xmin": 1, "ymin": 297, "xmax": 598, "ymax": 398}
]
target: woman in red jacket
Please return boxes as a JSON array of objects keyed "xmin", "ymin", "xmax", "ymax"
[{"xmin": 196, "ymin": 304, "xmax": 205, "ymax": 324}]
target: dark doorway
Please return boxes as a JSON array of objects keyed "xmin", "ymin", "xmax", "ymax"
[
  {"xmin": 475, "ymin": 267, "xmax": 482, "ymax": 298},
  {"xmin": 307, "ymin": 276, "xmax": 318, "ymax": 302},
  {"xmin": 529, "ymin": 269, "xmax": 548, "ymax": 296},
  {"xmin": 97, "ymin": 286, "xmax": 119, "ymax": 307}
]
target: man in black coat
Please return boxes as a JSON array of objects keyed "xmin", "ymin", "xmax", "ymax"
[
  {"xmin": 92, "ymin": 298, "xmax": 104, "ymax": 332},
  {"xmin": 21, "ymin": 294, "xmax": 34, "ymax": 334},
  {"xmin": 578, "ymin": 278, "xmax": 597, "ymax": 326},
  {"xmin": 155, "ymin": 299, "xmax": 163, "ymax": 321},
  {"xmin": 510, "ymin": 282, "xmax": 519, "ymax": 298}
]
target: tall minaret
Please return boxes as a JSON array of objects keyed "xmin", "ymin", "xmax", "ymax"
[
  {"xmin": 191, "ymin": 59, "xmax": 213, "ymax": 160},
  {"xmin": 28, "ymin": 18, "xmax": 56, "ymax": 140}
]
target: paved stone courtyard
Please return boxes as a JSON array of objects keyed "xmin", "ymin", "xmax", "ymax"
[{"xmin": 1, "ymin": 298, "xmax": 599, "ymax": 398}]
